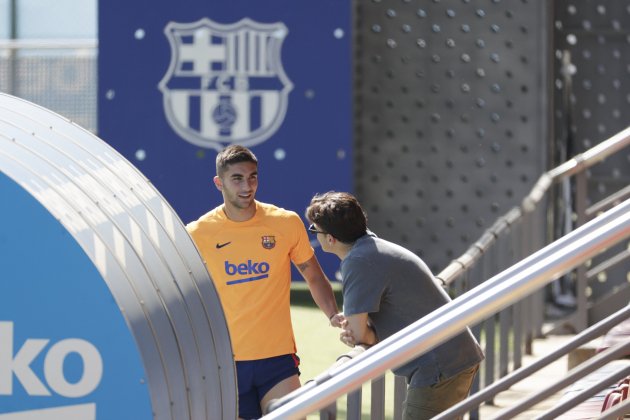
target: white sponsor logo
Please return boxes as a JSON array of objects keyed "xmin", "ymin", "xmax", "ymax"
[
  {"xmin": 0, "ymin": 322, "xmax": 103, "ymax": 398},
  {"xmin": 0, "ymin": 403, "xmax": 95, "ymax": 420}
]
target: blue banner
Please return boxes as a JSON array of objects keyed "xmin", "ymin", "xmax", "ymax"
[{"xmin": 0, "ymin": 173, "xmax": 152, "ymax": 418}]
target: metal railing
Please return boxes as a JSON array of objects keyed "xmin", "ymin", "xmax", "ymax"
[
  {"xmin": 436, "ymin": 127, "xmax": 630, "ymax": 418},
  {"xmin": 434, "ymin": 305, "xmax": 630, "ymax": 419},
  {"xmin": 265, "ymin": 127, "xmax": 630, "ymax": 419},
  {"xmin": 265, "ymin": 198, "xmax": 630, "ymax": 418},
  {"xmin": 493, "ymin": 342, "xmax": 630, "ymax": 420}
]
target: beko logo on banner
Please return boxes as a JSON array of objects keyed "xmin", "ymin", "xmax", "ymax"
[{"xmin": 0, "ymin": 322, "xmax": 103, "ymax": 397}]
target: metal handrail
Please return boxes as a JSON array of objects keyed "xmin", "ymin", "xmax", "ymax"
[
  {"xmin": 493, "ymin": 340, "xmax": 630, "ymax": 419},
  {"xmin": 264, "ymin": 199, "xmax": 630, "ymax": 419},
  {"xmin": 432, "ymin": 305, "xmax": 630, "ymax": 419},
  {"xmin": 267, "ymin": 198, "xmax": 627, "ymax": 414},
  {"xmin": 547, "ymin": 126, "xmax": 630, "ymax": 181},
  {"xmin": 537, "ymin": 361, "xmax": 630, "ymax": 420},
  {"xmin": 437, "ymin": 126, "xmax": 630, "ymax": 286},
  {"xmin": 586, "ymin": 184, "xmax": 630, "ymax": 217},
  {"xmin": 277, "ymin": 129, "xmax": 630, "ymax": 419}
]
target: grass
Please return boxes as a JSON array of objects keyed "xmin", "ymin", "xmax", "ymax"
[
  {"xmin": 290, "ymin": 304, "xmax": 398, "ymax": 419},
  {"xmin": 290, "ymin": 305, "xmax": 347, "ymax": 383}
]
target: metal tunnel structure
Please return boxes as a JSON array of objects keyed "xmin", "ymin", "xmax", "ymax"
[{"xmin": 0, "ymin": 93, "xmax": 236, "ymax": 419}]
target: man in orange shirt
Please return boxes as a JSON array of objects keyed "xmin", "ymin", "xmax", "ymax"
[{"xmin": 187, "ymin": 145, "xmax": 341, "ymax": 419}]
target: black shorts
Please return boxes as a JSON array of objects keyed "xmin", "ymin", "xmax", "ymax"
[{"xmin": 236, "ymin": 353, "xmax": 301, "ymax": 419}]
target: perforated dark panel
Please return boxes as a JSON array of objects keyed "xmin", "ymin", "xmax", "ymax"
[
  {"xmin": 553, "ymin": 1, "xmax": 630, "ymax": 194},
  {"xmin": 553, "ymin": 1, "xmax": 630, "ymax": 302},
  {"xmin": 354, "ymin": 0, "xmax": 550, "ymax": 272}
]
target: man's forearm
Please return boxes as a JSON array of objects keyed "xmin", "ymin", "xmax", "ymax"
[
  {"xmin": 296, "ymin": 256, "xmax": 339, "ymax": 319},
  {"xmin": 308, "ymin": 278, "xmax": 338, "ymax": 319},
  {"xmin": 343, "ymin": 313, "xmax": 378, "ymax": 346}
]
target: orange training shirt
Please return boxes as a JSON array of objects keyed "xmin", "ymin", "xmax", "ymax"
[{"xmin": 186, "ymin": 201, "xmax": 314, "ymax": 361}]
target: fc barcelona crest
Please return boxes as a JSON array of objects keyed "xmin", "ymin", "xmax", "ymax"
[
  {"xmin": 159, "ymin": 18, "xmax": 293, "ymax": 150},
  {"xmin": 261, "ymin": 236, "xmax": 276, "ymax": 250}
]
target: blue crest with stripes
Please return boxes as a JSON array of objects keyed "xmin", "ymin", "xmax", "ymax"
[{"xmin": 159, "ymin": 18, "xmax": 293, "ymax": 151}]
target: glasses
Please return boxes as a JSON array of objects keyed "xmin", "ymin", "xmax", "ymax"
[{"xmin": 308, "ymin": 224, "xmax": 327, "ymax": 235}]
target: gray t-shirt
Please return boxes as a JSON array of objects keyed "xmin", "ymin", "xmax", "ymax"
[{"xmin": 341, "ymin": 233, "xmax": 484, "ymax": 386}]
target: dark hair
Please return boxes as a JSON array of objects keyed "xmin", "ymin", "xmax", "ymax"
[
  {"xmin": 216, "ymin": 145, "xmax": 258, "ymax": 176},
  {"xmin": 306, "ymin": 191, "xmax": 367, "ymax": 244}
]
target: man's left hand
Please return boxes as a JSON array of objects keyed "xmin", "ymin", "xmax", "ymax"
[{"xmin": 329, "ymin": 312, "xmax": 345, "ymax": 328}]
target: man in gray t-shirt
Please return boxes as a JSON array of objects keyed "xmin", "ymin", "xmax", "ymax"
[{"xmin": 306, "ymin": 191, "xmax": 484, "ymax": 420}]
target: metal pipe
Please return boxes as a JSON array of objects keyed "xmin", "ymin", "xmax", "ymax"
[
  {"xmin": 0, "ymin": 38, "xmax": 98, "ymax": 49},
  {"xmin": 586, "ymin": 184, "xmax": 630, "ymax": 217},
  {"xmin": 547, "ymin": 126, "xmax": 630, "ymax": 180},
  {"xmin": 586, "ymin": 248, "xmax": 630, "ymax": 280},
  {"xmin": 264, "ymin": 200, "xmax": 630, "ymax": 419}
]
